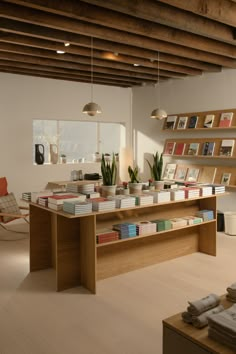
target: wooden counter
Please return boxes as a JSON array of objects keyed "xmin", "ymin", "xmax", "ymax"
[{"xmin": 30, "ymin": 195, "xmax": 217, "ymax": 294}]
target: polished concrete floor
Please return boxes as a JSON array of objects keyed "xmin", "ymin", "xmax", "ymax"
[{"xmin": 0, "ymin": 225, "xmax": 236, "ymax": 354}]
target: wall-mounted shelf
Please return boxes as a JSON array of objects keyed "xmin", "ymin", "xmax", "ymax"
[
  {"xmin": 162, "ymin": 108, "xmax": 236, "ymax": 131},
  {"xmin": 163, "ymin": 138, "xmax": 236, "ymax": 159}
]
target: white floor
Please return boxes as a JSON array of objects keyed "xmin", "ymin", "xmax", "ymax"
[{"xmin": 0, "ymin": 226, "xmax": 236, "ymax": 354}]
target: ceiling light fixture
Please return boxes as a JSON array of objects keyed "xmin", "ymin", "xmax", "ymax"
[
  {"xmin": 82, "ymin": 37, "xmax": 102, "ymax": 117},
  {"xmin": 64, "ymin": 42, "xmax": 70, "ymax": 47},
  {"xmin": 133, "ymin": 63, "xmax": 140, "ymax": 66},
  {"xmin": 56, "ymin": 50, "xmax": 65, "ymax": 54},
  {"xmin": 150, "ymin": 52, "xmax": 167, "ymax": 120}
]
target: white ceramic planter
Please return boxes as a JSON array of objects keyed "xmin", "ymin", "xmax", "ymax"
[
  {"xmin": 101, "ymin": 185, "xmax": 117, "ymax": 197},
  {"xmin": 128, "ymin": 182, "xmax": 143, "ymax": 195}
]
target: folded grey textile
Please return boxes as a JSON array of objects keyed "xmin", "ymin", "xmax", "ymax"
[
  {"xmin": 226, "ymin": 294, "xmax": 236, "ymax": 303},
  {"xmin": 182, "ymin": 305, "xmax": 224, "ymax": 328},
  {"xmin": 227, "ymin": 282, "xmax": 236, "ymax": 292},
  {"xmin": 192, "ymin": 305, "xmax": 225, "ymax": 329},
  {"xmin": 208, "ymin": 304, "xmax": 236, "ymax": 337},
  {"xmin": 208, "ymin": 327, "xmax": 236, "ymax": 351},
  {"xmin": 187, "ymin": 293, "xmax": 220, "ymax": 316}
]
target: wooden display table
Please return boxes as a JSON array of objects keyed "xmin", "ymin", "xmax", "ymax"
[
  {"xmin": 163, "ymin": 295, "xmax": 235, "ymax": 354},
  {"xmin": 30, "ymin": 195, "xmax": 217, "ymax": 294}
]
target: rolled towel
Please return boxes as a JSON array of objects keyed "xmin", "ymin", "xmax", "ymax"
[
  {"xmin": 192, "ymin": 305, "xmax": 224, "ymax": 329},
  {"xmin": 187, "ymin": 293, "xmax": 220, "ymax": 316},
  {"xmin": 208, "ymin": 304, "xmax": 236, "ymax": 337},
  {"xmin": 227, "ymin": 282, "xmax": 236, "ymax": 297},
  {"xmin": 181, "ymin": 311, "xmax": 193, "ymax": 324}
]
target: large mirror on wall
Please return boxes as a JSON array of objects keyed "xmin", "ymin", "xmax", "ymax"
[{"xmin": 33, "ymin": 119, "xmax": 126, "ymax": 164}]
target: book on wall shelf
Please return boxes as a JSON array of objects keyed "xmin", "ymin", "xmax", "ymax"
[
  {"xmin": 221, "ymin": 172, "xmax": 231, "ymax": 186},
  {"xmin": 174, "ymin": 165, "xmax": 188, "ymax": 181},
  {"xmin": 174, "ymin": 142, "xmax": 186, "ymax": 155},
  {"xmin": 201, "ymin": 142, "xmax": 215, "ymax": 156},
  {"xmin": 187, "ymin": 143, "xmax": 199, "ymax": 156},
  {"xmin": 186, "ymin": 167, "xmax": 200, "ymax": 182},
  {"xmin": 204, "ymin": 114, "xmax": 215, "ymax": 128},
  {"xmin": 218, "ymin": 112, "xmax": 234, "ymax": 127},
  {"xmin": 164, "ymin": 115, "xmax": 178, "ymax": 130},
  {"xmin": 162, "ymin": 163, "xmax": 177, "ymax": 180},
  {"xmin": 163, "ymin": 141, "xmax": 176, "ymax": 155},
  {"xmin": 176, "ymin": 116, "xmax": 188, "ymax": 129},
  {"xmin": 219, "ymin": 139, "xmax": 235, "ymax": 157},
  {"xmin": 188, "ymin": 115, "xmax": 198, "ymax": 128}
]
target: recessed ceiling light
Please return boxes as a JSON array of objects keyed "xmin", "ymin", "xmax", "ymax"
[
  {"xmin": 64, "ymin": 42, "xmax": 70, "ymax": 47},
  {"xmin": 114, "ymin": 52, "xmax": 119, "ymax": 56},
  {"xmin": 133, "ymin": 63, "xmax": 140, "ymax": 66},
  {"xmin": 56, "ymin": 50, "xmax": 65, "ymax": 54}
]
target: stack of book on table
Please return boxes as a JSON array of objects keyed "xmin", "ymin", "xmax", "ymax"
[
  {"xmin": 38, "ymin": 196, "xmax": 50, "ymax": 207},
  {"xmin": 170, "ymin": 218, "xmax": 188, "ymax": 228},
  {"xmin": 96, "ymin": 229, "xmax": 119, "ymax": 244},
  {"xmin": 90, "ymin": 197, "xmax": 116, "ymax": 212},
  {"xmin": 197, "ymin": 185, "xmax": 213, "ymax": 196},
  {"xmin": 48, "ymin": 193, "xmax": 86, "ymax": 211},
  {"xmin": 147, "ymin": 190, "xmax": 171, "ymax": 203},
  {"xmin": 170, "ymin": 189, "xmax": 185, "ymax": 201},
  {"xmin": 151, "ymin": 219, "xmax": 172, "ymax": 231},
  {"xmin": 207, "ymin": 184, "xmax": 225, "ymax": 194},
  {"xmin": 113, "ymin": 222, "xmax": 137, "ymax": 239},
  {"xmin": 196, "ymin": 209, "xmax": 214, "ymax": 221},
  {"xmin": 22, "ymin": 192, "xmax": 31, "ymax": 202},
  {"xmin": 131, "ymin": 194, "xmax": 154, "ymax": 206},
  {"xmin": 63, "ymin": 200, "xmax": 92, "ymax": 215},
  {"xmin": 107, "ymin": 195, "xmax": 136, "ymax": 208},
  {"xmin": 66, "ymin": 183, "xmax": 95, "ymax": 194},
  {"xmin": 181, "ymin": 187, "xmax": 200, "ymax": 199},
  {"xmin": 135, "ymin": 221, "xmax": 157, "ymax": 235},
  {"xmin": 31, "ymin": 191, "xmax": 53, "ymax": 203}
]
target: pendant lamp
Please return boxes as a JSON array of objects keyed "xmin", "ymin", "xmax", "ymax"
[
  {"xmin": 150, "ymin": 52, "xmax": 167, "ymax": 120},
  {"xmin": 83, "ymin": 37, "xmax": 102, "ymax": 116}
]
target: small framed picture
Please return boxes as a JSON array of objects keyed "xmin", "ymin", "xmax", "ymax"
[{"xmin": 221, "ymin": 173, "xmax": 231, "ymax": 185}]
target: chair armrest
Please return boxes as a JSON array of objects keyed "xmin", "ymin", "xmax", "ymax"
[{"xmin": 0, "ymin": 212, "xmax": 29, "ymax": 218}]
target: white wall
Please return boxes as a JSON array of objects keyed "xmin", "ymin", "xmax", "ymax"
[
  {"xmin": 0, "ymin": 73, "xmax": 132, "ymax": 200},
  {"xmin": 132, "ymin": 68, "xmax": 236, "ymax": 211}
]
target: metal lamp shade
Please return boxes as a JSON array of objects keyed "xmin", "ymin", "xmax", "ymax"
[
  {"xmin": 150, "ymin": 108, "xmax": 167, "ymax": 120},
  {"xmin": 82, "ymin": 102, "xmax": 102, "ymax": 116}
]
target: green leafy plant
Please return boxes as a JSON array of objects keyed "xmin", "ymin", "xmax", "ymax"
[
  {"xmin": 101, "ymin": 153, "xmax": 117, "ymax": 185},
  {"xmin": 128, "ymin": 165, "xmax": 140, "ymax": 183},
  {"xmin": 146, "ymin": 152, "xmax": 163, "ymax": 181}
]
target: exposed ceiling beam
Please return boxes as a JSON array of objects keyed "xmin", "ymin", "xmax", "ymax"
[
  {"xmin": 0, "ymin": 33, "xmax": 203, "ymax": 76},
  {"xmin": 1, "ymin": 2, "xmax": 236, "ymax": 64},
  {"xmin": 158, "ymin": 0, "xmax": 236, "ymax": 28},
  {"xmin": 0, "ymin": 21, "xmax": 222, "ymax": 72},
  {"xmin": 79, "ymin": 0, "xmax": 235, "ymax": 44}
]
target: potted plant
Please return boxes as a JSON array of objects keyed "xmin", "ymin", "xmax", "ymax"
[
  {"xmin": 146, "ymin": 152, "xmax": 164, "ymax": 189},
  {"xmin": 60, "ymin": 154, "xmax": 67, "ymax": 164},
  {"xmin": 128, "ymin": 165, "xmax": 143, "ymax": 194},
  {"xmin": 100, "ymin": 153, "xmax": 117, "ymax": 196}
]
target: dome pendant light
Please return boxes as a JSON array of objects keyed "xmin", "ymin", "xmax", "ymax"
[
  {"xmin": 150, "ymin": 52, "xmax": 167, "ymax": 120},
  {"xmin": 83, "ymin": 37, "xmax": 102, "ymax": 116}
]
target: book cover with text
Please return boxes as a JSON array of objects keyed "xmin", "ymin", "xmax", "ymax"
[
  {"xmin": 219, "ymin": 112, "xmax": 234, "ymax": 127},
  {"xmin": 204, "ymin": 114, "xmax": 215, "ymax": 128},
  {"xmin": 188, "ymin": 115, "xmax": 198, "ymax": 128}
]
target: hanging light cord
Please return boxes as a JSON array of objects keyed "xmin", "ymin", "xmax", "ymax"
[
  {"xmin": 91, "ymin": 36, "xmax": 93, "ymax": 102},
  {"xmin": 157, "ymin": 51, "xmax": 160, "ymax": 106}
]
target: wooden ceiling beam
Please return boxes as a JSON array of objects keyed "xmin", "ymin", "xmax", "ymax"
[
  {"xmin": 0, "ymin": 42, "xmax": 191, "ymax": 78},
  {"xmin": 1, "ymin": 2, "xmax": 236, "ymax": 64},
  {"xmin": 158, "ymin": 0, "xmax": 236, "ymax": 28},
  {"xmin": 0, "ymin": 21, "xmax": 221, "ymax": 72},
  {"xmin": 0, "ymin": 59, "xmax": 156, "ymax": 84},
  {"xmin": 79, "ymin": 0, "xmax": 234, "ymax": 44},
  {"xmin": 0, "ymin": 67, "xmax": 133, "ymax": 87},
  {"xmin": 0, "ymin": 52, "xmax": 172, "ymax": 81},
  {"xmin": 0, "ymin": 33, "xmax": 203, "ymax": 76}
]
